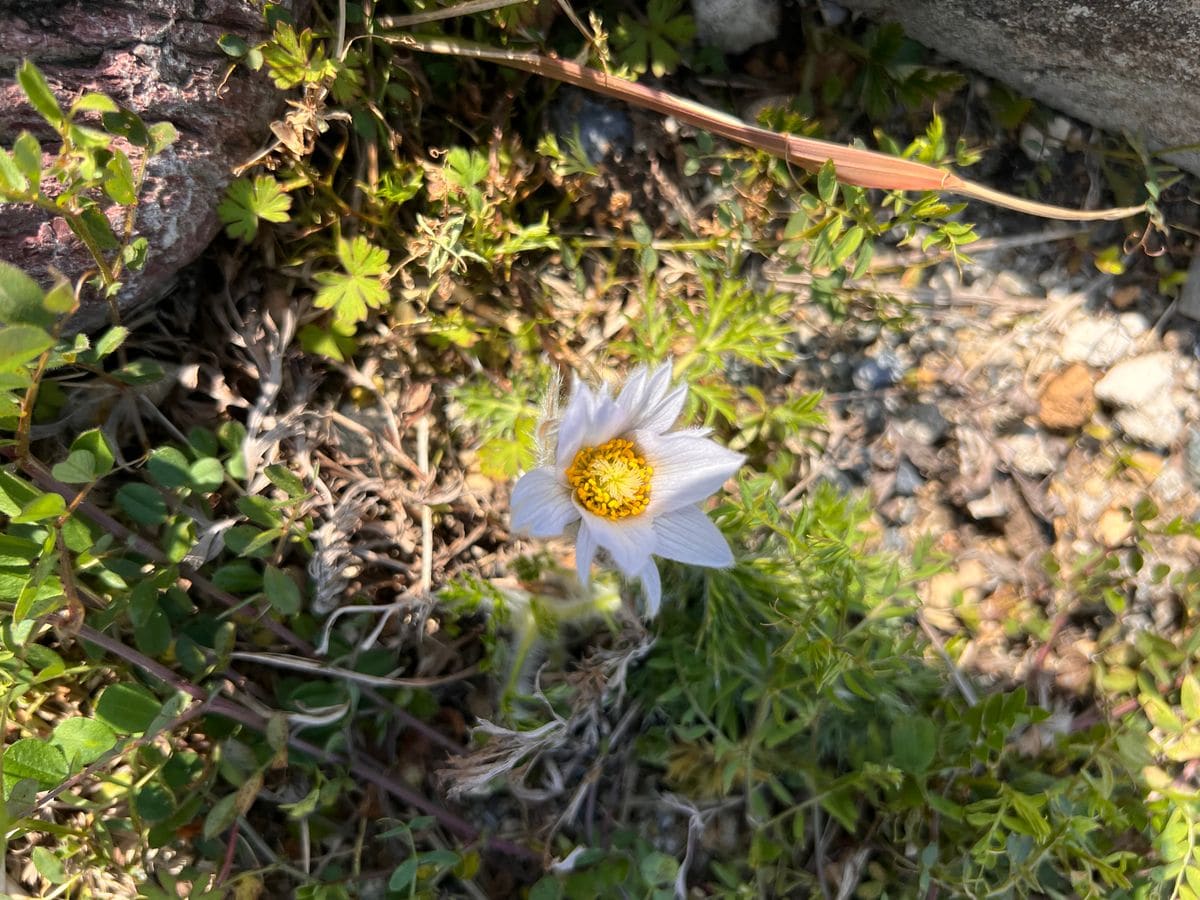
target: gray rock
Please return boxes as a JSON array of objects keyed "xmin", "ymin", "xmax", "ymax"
[
  {"xmin": 893, "ymin": 458, "xmax": 923, "ymax": 496},
  {"xmin": 1186, "ymin": 427, "xmax": 1200, "ymax": 488},
  {"xmin": 895, "ymin": 402, "xmax": 950, "ymax": 446},
  {"xmin": 1001, "ymin": 431, "xmax": 1060, "ymax": 477},
  {"xmin": 692, "ymin": 0, "xmax": 781, "ymax": 54},
  {"xmin": 853, "ymin": 350, "xmax": 906, "ymax": 391},
  {"xmin": 550, "ymin": 89, "xmax": 633, "ymax": 164},
  {"xmin": 0, "ymin": 0, "xmax": 304, "ymax": 329},
  {"xmin": 1061, "ymin": 317, "xmax": 1135, "ymax": 368},
  {"xmin": 1113, "ymin": 400, "xmax": 1184, "ymax": 450},
  {"xmin": 838, "ymin": 0, "xmax": 1200, "ymax": 175},
  {"xmin": 1095, "ymin": 353, "xmax": 1176, "ymax": 408}
]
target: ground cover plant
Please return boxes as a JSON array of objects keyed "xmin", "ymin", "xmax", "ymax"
[{"xmin": 2, "ymin": 1, "xmax": 1200, "ymax": 897}]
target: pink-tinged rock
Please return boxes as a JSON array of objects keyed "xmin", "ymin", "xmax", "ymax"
[{"xmin": 0, "ymin": 1, "xmax": 303, "ymax": 330}]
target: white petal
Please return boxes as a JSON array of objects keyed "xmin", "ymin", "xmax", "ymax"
[
  {"xmin": 638, "ymin": 561, "xmax": 663, "ymax": 617},
  {"xmin": 633, "ymin": 383, "xmax": 687, "ymax": 434},
  {"xmin": 510, "ymin": 468, "xmax": 578, "ymax": 537},
  {"xmin": 575, "ymin": 520, "xmax": 597, "ymax": 586},
  {"xmin": 578, "ymin": 512, "xmax": 656, "ymax": 575},
  {"xmin": 652, "ymin": 505, "xmax": 734, "ymax": 568},
  {"xmin": 635, "ymin": 429, "xmax": 745, "ymax": 513},
  {"xmin": 554, "ymin": 377, "xmax": 599, "ymax": 466}
]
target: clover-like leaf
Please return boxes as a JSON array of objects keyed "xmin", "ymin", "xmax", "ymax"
[
  {"xmin": 217, "ymin": 175, "xmax": 292, "ymax": 241},
  {"xmin": 312, "ymin": 235, "xmax": 391, "ymax": 326}
]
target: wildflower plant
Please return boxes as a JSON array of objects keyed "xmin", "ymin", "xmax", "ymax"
[{"xmin": 511, "ymin": 363, "xmax": 743, "ymax": 616}]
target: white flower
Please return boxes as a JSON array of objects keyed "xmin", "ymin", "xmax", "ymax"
[{"xmin": 510, "ymin": 363, "xmax": 744, "ymax": 616}]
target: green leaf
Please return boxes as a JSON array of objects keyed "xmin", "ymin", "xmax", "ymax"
[
  {"xmin": 134, "ymin": 606, "xmax": 172, "ymax": 657},
  {"xmin": 103, "ymin": 153, "xmax": 137, "ymax": 205},
  {"xmin": 218, "ymin": 34, "xmax": 251, "ymax": 57},
  {"xmin": 203, "ymin": 793, "xmax": 238, "ymax": 840},
  {"xmin": 72, "ymin": 206, "xmax": 119, "ymax": 251},
  {"xmin": 639, "ymin": 851, "xmax": 680, "ymax": 888},
  {"xmin": 0, "ymin": 324, "xmax": 54, "ymax": 371},
  {"xmin": 12, "ymin": 491, "xmax": 65, "ymax": 524},
  {"xmin": 134, "ymin": 783, "xmax": 175, "ymax": 823},
  {"xmin": 189, "ymin": 457, "xmax": 225, "ymax": 493},
  {"xmin": 71, "ymin": 429, "xmax": 115, "ymax": 477},
  {"xmin": 388, "ymin": 857, "xmax": 419, "ymax": 891},
  {"xmin": 31, "ymin": 845, "xmax": 67, "ymax": 884},
  {"xmin": 148, "ymin": 121, "xmax": 179, "ymax": 156},
  {"xmin": 1183, "ymin": 674, "xmax": 1200, "ymax": 721},
  {"xmin": 94, "ymin": 683, "xmax": 162, "ymax": 735},
  {"xmin": 313, "ymin": 236, "xmax": 391, "ymax": 325},
  {"xmin": 51, "ymin": 449, "xmax": 97, "ymax": 484},
  {"xmin": 116, "ymin": 483, "xmax": 169, "ymax": 526},
  {"xmin": 101, "ymin": 107, "xmax": 150, "ymax": 147},
  {"xmin": 0, "ymin": 262, "xmax": 53, "ymax": 328},
  {"xmin": 264, "ymin": 464, "xmax": 305, "ymax": 498},
  {"xmin": 51, "ymin": 717, "xmax": 117, "ymax": 767},
  {"xmin": 17, "ymin": 61, "xmax": 64, "ymax": 127},
  {"xmin": 2, "ymin": 738, "xmax": 68, "ymax": 795},
  {"xmin": 217, "ymin": 175, "xmax": 292, "ymax": 241},
  {"xmin": 94, "ymin": 325, "xmax": 128, "ymax": 359},
  {"xmin": 817, "ymin": 159, "xmax": 838, "ymax": 205},
  {"xmin": 147, "ymin": 446, "xmax": 192, "ymax": 490},
  {"xmin": 12, "ymin": 132, "xmax": 41, "ymax": 186},
  {"xmin": 891, "ymin": 716, "xmax": 937, "ymax": 774},
  {"xmin": 0, "ymin": 150, "xmax": 29, "ymax": 194},
  {"xmin": 263, "ymin": 565, "xmax": 301, "ymax": 615},
  {"xmin": 70, "ymin": 92, "xmax": 119, "ymax": 115},
  {"xmin": 113, "ymin": 358, "xmax": 165, "ymax": 385}
]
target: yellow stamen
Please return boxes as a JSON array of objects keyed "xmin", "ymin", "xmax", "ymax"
[{"xmin": 566, "ymin": 438, "xmax": 653, "ymax": 521}]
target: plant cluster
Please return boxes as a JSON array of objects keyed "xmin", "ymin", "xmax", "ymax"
[{"xmin": 0, "ymin": 1, "xmax": 1194, "ymax": 898}]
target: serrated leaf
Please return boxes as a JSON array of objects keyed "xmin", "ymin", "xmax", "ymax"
[
  {"xmin": 17, "ymin": 61, "xmax": 64, "ymax": 127},
  {"xmin": 103, "ymin": 153, "xmax": 137, "ymax": 205},
  {"xmin": 0, "ymin": 262, "xmax": 52, "ymax": 328},
  {"xmin": 2, "ymin": 738, "xmax": 68, "ymax": 795},
  {"xmin": 116, "ymin": 483, "xmax": 169, "ymax": 526},
  {"xmin": 217, "ymin": 175, "xmax": 292, "ymax": 241},
  {"xmin": 70, "ymin": 92, "xmax": 119, "ymax": 114},
  {"xmin": 94, "ymin": 683, "xmax": 162, "ymax": 734},
  {"xmin": 313, "ymin": 236, "xmax": 391, "ymax": 325},
  {"xmin": 94, "ymin": 325, "xmax": 128, "ymax": 359},
  {"xmin": 51, "ymin": 449, "xmax": 96, "ymax": 484},
  {"xmin": 0, "ymin": 324, "xmax": 53, "ymax": 371},
  {"xmin": 0, "ymin": 150, "xmax": 28, "ymax": 194},
  {"xmin": 51, "ymin": 717, "xmax": 117, "ymax": 768},
  {"xmin": 148, "ymin": 121, "xmax": 179, "ymax": 156},
  {"xmin": 12, "ymin": 132, "xmax": 41, "ymax": 186},
  {"xmin": 264, "ymin": 464, "xmax": 305, "ymax": 498}
]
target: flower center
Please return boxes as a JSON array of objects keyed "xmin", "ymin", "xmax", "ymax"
[{"xmin": 566, "ymin": 438, "xmax": 653, "ymax": 520}]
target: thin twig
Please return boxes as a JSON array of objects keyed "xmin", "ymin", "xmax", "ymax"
[
  {"xmin": 417, "ymin": 415, "xmax": 433, "ymax": 595},
  {"xmin": 230, "ymin": 650, "xmax": 480, "ymax": 687},
  {"xmin": 375, "ymin": 0, "xmax": 529, "ymax": 29}
]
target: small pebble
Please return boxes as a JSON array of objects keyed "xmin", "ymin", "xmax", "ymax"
[
  {"xmin": 893, "ymin": 458, "xmax": 924, "ymax": 496},
  {"xmin": 1185, "ymin": 427, "xmax": 1200, "ymax": 488},
  {"xmin": 853, "ymin": 350, "xmax": 905, "ymax": 391}
]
